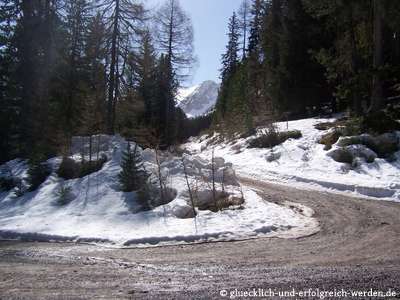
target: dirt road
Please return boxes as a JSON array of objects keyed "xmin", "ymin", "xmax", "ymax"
[{"xmin": 0, "ymin": 179, "xmax": 399, "ymax": 299}]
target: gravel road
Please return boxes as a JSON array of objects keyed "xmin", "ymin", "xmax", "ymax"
[{"xmin": 0, "ymin": 179, "xmax": 399, "ymax": 299}]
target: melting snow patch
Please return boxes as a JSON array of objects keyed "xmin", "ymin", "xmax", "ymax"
[
  {"xmin": 0, "ymin": 135, "xmax": 318, "ymax": 247},
  {"xmin": 184, "ymin": 117, "xmax": 400, "ymax": 202}
]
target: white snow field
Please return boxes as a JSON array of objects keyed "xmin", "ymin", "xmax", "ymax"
[
  {"xmin": 0, "ymin": 135, "xmax": 318, "ymax": 247},
  {"xmin": 185, "ymin": 117, "xmax": 400, "ymax": 202}
]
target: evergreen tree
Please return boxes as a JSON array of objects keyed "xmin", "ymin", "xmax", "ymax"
[
  {"xmin": 303, "ymin": 0, "xmax": 373, "ymax": 115},
  {"xmin": 135, "ymin": 30, "xmax": 158, "ymax": 125},
  {"xmin": 118, "ymin": 142, "xmax": 150, "ymax": 208},
  {"xmin": 263, "ymin": 0, "xmax": 331, "ymax": 116},
  {"xmin": 247, "ymin": 0, "xmax": 265, "ymax": 55},
  {"xmin": 83, "ymin": 13, "xmax": 108, "ymax": 136},
  {"xmin": 0, "ymin": 0, "xmax": 20, "ymax": 163},
  {"xmin": 220, "ymin": 12, "xmax": 240, "ymax": 81},
  {"xmin": 27, "ymin": 157, "xmax": 51, "ymax": 192},
  {"xmin": 153, "ymin": 54, "xmax": 179, "ymax": 147},
  {"xmin": 53, "ymin": 0, "xmax": 92, "ymax": 155},
  {"xmin": 216, "ymin": 12, "xmax": 240, "ymax": 119}
]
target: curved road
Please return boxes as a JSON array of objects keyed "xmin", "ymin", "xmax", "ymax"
[{"xmin": 0, "ymin": 179, "xmax": 399, "ymax": 299}]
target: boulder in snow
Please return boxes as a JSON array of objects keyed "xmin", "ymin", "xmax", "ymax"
[
  {"xmin": 265, "ymin": 151, "xmax": 281, "ymax": 162},
  {"xmin": 171, "ymin": 203, "xmax": 196, "ymax": 219}
]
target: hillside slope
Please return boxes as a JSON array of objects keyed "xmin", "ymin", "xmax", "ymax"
[{"xmin": 177, "ymin": 80, "xmax": 219, "ymax": 118}]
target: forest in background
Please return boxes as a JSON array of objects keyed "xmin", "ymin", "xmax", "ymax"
[
  {"xmin": 215, "ymin": 0, "xmax": 400, "ymax": 133},
  {"xmin": 0, "ymin": 0, "xmax": 202, "ymax": 164},
  {"xmin": 1, "ymin": 0, "xmax": 400, "ymax": 164}
]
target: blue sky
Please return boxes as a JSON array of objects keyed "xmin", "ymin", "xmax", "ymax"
[{"xmin": 147, "ymin": 0, "xmax": 243, "ymax": 86}]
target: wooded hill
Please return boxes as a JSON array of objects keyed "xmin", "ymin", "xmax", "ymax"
[
  {"xmin": 1, "ymin": 0, "xmax": 400, "ymax": 164},
  {"xmin": 214, "ymin": 0, "xmax": 400, "ymax": 133}
]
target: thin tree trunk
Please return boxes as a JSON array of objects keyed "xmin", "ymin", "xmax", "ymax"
[
  {"xmin": 211, "ymin": 148, "xmax": 216, "ymax": 207},
  {"xmin": 348, "ymin": 5, "xmax": 362, "ymax": 116},
  {"xmin": 107, "ymin": 0, "xmax": 119, "ymax": 134},
  {"xmin": 167, "ymin": 0, "xmax": 175, "ymax": 65},
  {"xmin": 89, "ymin": 135, "xmax": 92, "ymax": 163},
  {"xmin": 181, "ymin": 157, "xmax": 196, "ymax": 217},
  {"xmin": 369, "ymin": 0, "xmax": 384, "ymax": 113}
]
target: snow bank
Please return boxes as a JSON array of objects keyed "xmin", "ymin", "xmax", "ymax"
[
  {"xmin": 185, "ymin": 117, "xmax": 400, "ymax": 202},
  {"xmin": 0, "ymin": 135, "xmax": 318, "ymax": 247}
]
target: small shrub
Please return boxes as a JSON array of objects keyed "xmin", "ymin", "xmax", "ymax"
[
  {"xmin": 57, "ymin": 155, "xmax": 107, "ymax": 180},
  {"xmin": 119, "ymin": 143, "xmax": 149, "ymax": 192},
  {"xmin": 56, "ymin": 185, "xmax": 73, "ymax": 206},
  {"xmin": 281, "ymin": 130, "xmax": 302, "ymax": 140},
  {"xmin": 239, "ymin": 128, "xmax": 257, "ymax": 139},
  {"xmin": 314, "ymin": 122, "xmax": 335, "ymax": 131},
  {"xmin": 13, "ymin": 178, "xmax": 26, "ymax": 197},
  {"xmin": 27, "ymin": 160, "xmax": 51, "ymax": 192},
  {"xmin": 248, "ymin": 127, "xmax": 302, "ymax": 149},
  {"xmin": 57, "ymin": 157, "xmax": 80, "ymax": 179},
  {"xmin": 79, "ymin": 154, "xmax": 108, "ymax": 177}
]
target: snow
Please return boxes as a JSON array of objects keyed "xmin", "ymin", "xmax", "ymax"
[
  {"xmin": 0, "ymin": 135, "xmax": 318, "ymax": 247},
  {"xmin": 184, "ymin": 117, "xmax": 400, "ymax": 202},
  {"xmin": 176, "ymin": 84, "xmax": 200, "ymax": 105},
  {"xmin": 176, "ymin": 80, "xmax": 219, "ymax": 118}
]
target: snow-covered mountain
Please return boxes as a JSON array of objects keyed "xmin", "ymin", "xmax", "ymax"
[{"xmin": 177, "ymin": 80, "xmax": 219, "ymax": 118}]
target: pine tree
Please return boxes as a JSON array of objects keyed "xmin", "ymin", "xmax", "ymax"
[
  {"xmin": 220, "ymin": 12, "xmax": 240, "ymax": 82},
  {"xmin": 216, "ymin": 11, "xmax": 240, "ymax": 120},
  {"xmin": 136, "ymin": 30, "xmax": 158, "ymax": 125},
  {"xmin": 153, "ymin": 54, "xmax": 178, "ymax": 147},
  {"xmin": 0, "ymin": 0, "xmax": 20, "ymax": 163},
  {"xmin": 83, "ymin": 13, "xmax": 108, "ymax": 136},
  {"xmin": 118, "ymin": 142, "xmax": 149, "ymax": 194},
  {"xmin": 247, "ymin": 0, "xmax": 265, "ymax": 55},
  {"xmin": 54, "ymin": 0, "xmax": 92, "ymax": 155},
  {"xmin": 27, "ymin": 157, "xmax": 51, "ymax": 192}
]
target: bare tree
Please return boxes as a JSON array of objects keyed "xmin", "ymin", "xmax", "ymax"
[
  {"xmin": 237, "ymin": 0, "xmax": 251, "ymax": 59},
  {"xmin": 211, "ymin": 148, "xmax": 216, "ymax": 206},
  {"xmin": 98, "ymin": 0, "xmax": 145, "ymax": 134},
  {"xmin": 154, "ymin": 0, "xmax": 195, "ymax": 82}
]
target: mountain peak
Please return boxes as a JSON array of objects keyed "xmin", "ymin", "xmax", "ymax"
[{"xmin": 177, "ymin": 80, "xmax": 219, "ymax": 118}]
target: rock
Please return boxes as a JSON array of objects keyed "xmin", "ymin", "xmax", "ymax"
[
  {"xmin": 194, "ymin": 188, "xmax": 244, "ymax": 212},
  {"xmin": 347, "ymin": 145, "xmax": 377, "ymax": 163},
  {"xmin": 172, "ymin": 203, "xmax": 196, "ymax": 219},
  {"xmin": 327, "ymin": 148, "xmax": 354, "ymax": 164},
  {"xmin": 227, "ymin": 195, "xmax": 245, "ymax": 206},
  {"xmin": 336, "ymin": 133, "xmax": 399, "ymax": 158},
  {"xmin": 265, "ymin": 151, "xmax": 281, "ymax": 162},
  {"xmin": 319, "ymin": 130, "xmax": 342, "ymax": 150}
]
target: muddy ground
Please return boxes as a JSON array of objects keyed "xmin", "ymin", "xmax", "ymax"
[{"xmin": 0, "ymin": 179, "xmax": 399, "ymax": 299}]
